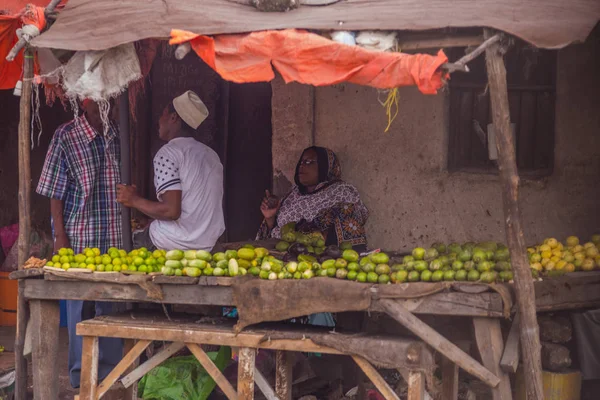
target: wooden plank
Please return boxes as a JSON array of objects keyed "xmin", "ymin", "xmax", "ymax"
[
  {"xmin": 370, "ymin": 292, "xmax": 504, "ymax": 317},
  {"xmin": 254, "ymin": 366, "xmax": 278, "ymax": 400},
  {"xmin": 473, "ymin": 318, "xmax": 512, "ymax": 400},
  {"xmin": 353, "ymin": 356, "xmax": 400, "ymax": 400},
  {"xmin": 80, "ymin": 336, "xmax": 99, "ymax": 400},
  {"xmin": 30, "ymin": 300, "xmax": 60, "ymax": 400},
  {"xmin": 23, "ymin": 279, "xmax": 234, "ymax": 305},
  {"xmin": 152, "ymin": 275, "xmax": 199, "ymax": 285},
  {"xmin": 397, "ymin": 33, "xmax": 483, "ymax": 50},
  {"xmin": 97, "ymin": 340, "xmax": 152, "ymax": 398},
  {"xmin": 275, "ymin": 351, "xmax": 293, "ymax": 400},
  {"xmin": 123, "ymin": 340, "xmax": 140, "ymax": 400},
  {"xmin": 441, "ymin": 357, "xmax": 459, "ymax": 400},
  {"xmin": 238, "ymin": 347, "xmax": 256, "ymax": 400},
  {"xmin": 407, "ymin": 371, "xmax": 425, "ymax": 400},
  {"xmin": 121, "ymin": 342, "xmax": 185, "ymax": 388},
  {"xmin": 535, "ymin": 274, "xmax": 600, "ymax": 311},
  {"xmin": 397, "ymin": 369, "xmax": 433, "ymax": 400},
  {"xmin": 379, "ymin": 299, "xmax": 500, "ymax": 388},
  {"xmin": 199, "ymin": 276, "xmax": 234, "ymax": 286},
  {"xmin": 484, "ymin": 28, "xmax": 544, "ymax": 400},
  {"xmin": 187, "ymin": 343, "xmax": 238, "ymax": 400},
  {"xmin": 9, "ymin": 268, "xmax": 45, "ymax": 280},
  {"xmin": 15, "ymin": 46, "xmax": 33, "ymax": 400},
  {"xmin": 500, "ymin": 313, "xmax": 520, "ymax": 373}
]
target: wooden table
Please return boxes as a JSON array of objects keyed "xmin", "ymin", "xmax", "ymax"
[{"xmin": 16, "ymin": 270, "xmax": 600, "ymax": 400}]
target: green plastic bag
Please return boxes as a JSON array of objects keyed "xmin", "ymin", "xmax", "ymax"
[{"xmin": 139, "ymin": 346, "xmax": 231, "ymax": 400}]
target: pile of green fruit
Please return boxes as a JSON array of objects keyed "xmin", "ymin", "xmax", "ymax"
[
  {"xmin": 46, "ymin": 247, "xmax": 167, "ymax": 273},
  {"xmin": 397, "ymin": 242, "xmax": 515, "ymax": 283},
  {"xmin": 274, "ymin": 222, "xmax": 349, "ymax": 256}
]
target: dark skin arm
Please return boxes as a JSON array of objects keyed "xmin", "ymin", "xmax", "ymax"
[
  {"xmin": 117, "ymin": 184, "xmax": 182, "ymax": 221},
  {"xmin": 50, "ymin": 198, "xmax": 70, "ymax": 252}
]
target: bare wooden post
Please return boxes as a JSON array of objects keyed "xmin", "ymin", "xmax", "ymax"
[
  {"xmin": 15, "ymin": 45, "xmax": 33, "ymax": 400},
  {"xmin": 80, "ymin": 336, "xmax": 100, "ymax": 399},
  {"xmin": 473, "ymin": 318, "xmax": 512, "ymax": 400},
  {"xmin": 275, "ymin": 350, "xmax": 293, "ymax": 400},
  {"xmin": 484, "ymin": 28, "xmax": 544, "ymax": 399},
  {"xmin": 30, "ymin": 300, "xmax": 60, "ymax": 400},
  {"xmin": 441, "ymin": 357, "xmax": 459, "ymax": 400},
  {"xmin": 238, "ymin": 347, "xmax": 256, "ymax": 400}
]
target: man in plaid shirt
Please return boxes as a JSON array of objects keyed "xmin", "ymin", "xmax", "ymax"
[{"xmin": 37, "ymin": 100, "xmax": 123, "ymax": 388}]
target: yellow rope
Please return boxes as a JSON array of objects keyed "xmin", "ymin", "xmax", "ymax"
[{"xmin": 378, "ymin": 43, "xmax": 400, "ymax": 133}]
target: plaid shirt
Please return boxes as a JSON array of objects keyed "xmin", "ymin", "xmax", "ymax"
[{"xmin": 37, "ymin": 116, "xmax": 122, "ymax": 253}]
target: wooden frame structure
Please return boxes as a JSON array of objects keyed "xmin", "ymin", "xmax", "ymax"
[{"xmin": 9, "ymin": 1, "xmax": 599, "ymax": 399}]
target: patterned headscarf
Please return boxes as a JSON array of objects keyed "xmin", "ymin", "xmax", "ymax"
[
  {"xmin": 259, "ymin": 147, "xmax": 369, "ymax": 246},
  {"xmin": 294, "ymin": 146, "xmax": 342, "ymax": 195}
]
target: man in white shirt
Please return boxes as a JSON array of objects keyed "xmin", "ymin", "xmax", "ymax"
[{"xmin": 117, "ymin": 91, "xmax": 225, "ymax": 251}]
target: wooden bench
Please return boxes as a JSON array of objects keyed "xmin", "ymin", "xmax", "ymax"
[{"xmin": 75, "ymin": 312, "xmax": 436, "ymax": 400}]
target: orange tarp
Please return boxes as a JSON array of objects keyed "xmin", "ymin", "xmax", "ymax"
[
  {"xmin": 170, "ymin": 29, "xmax": 448, "ymax": 94},
  {"xmin": 0, "ymin": 1, "xmax": 62, "ymax": 90}
]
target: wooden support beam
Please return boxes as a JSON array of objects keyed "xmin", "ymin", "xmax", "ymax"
[
  {"xmin": 500, "ymin": 313, "xmax": 520, "ymax": 373},
  {"xmin": 238, "ymin": 347, "xmax": 256, "ymax": 400},
  {"xmin": 483, "ymin": 28, "xmax": 543, "ymax": 400},
  {"xmin": 187, "ymin": 343, "xmax": 238, "ymax": 400},
  {"xmin": 407, "ymin": 371, "xmax": 426, "ymax": 400},
  {"xmin": 397, "ymin": 369, "xmax": 433, "ymax": 400},
  {"xmin": 80, "ymin": 336, "xmax": 100, "ymax": 400},
  {"xmin": 254, "ymin": 366, "xmax": 278, "ymax": 400},
  {"xmin": 353, "ymin": 356, "xmax": 400, "ymax": 400},
  {"xmin": 30, "ymin": 300, "xmax": 60, "ymax": 400},
  {"xmin": 121, "ymin": 342, "xmax": 185, "ymax": 389},
  {"xmin": 472, "ymin": 318, "xmax": 512, "ymax": 400},
  {"xmin": 15, "ymin": 45, "xmax": 33, "ymax": 400},
  {"xmin": 398, "ymin": 34, "xmax": 483, "ymax": 50},
  {"xmin": 97, "ymin": 339, "xmax": 151, "ymax": 398},
  {"xmin": 379, "ymin": 299, "xmax": 500, "ymax": 388},
  {"xmin": 441, "ymin": 357, "xmax": 459, "ymax": 400},
  {"xmin": 123, "ymin": 340, "xmax": 140, "ymax": 400},
  {"xmin": 275, "ymin": 350, "xmax": 293, "ymax": 400},
  {"xmin": 444, "ymin": 33, "xmax": 502, "ymax": 73}
]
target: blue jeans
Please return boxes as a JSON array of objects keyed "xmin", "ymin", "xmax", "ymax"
[{"xmin": 67, "ymin": 300, "xmax": 123, "ymax": 388}]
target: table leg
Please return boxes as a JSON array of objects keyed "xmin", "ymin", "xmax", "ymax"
[
  {"xmin": 473, "ymin": 318, "xmax": 512, "ymax": 400},
  {"xmin": 275, "ymin": 350, "xmax": 292, "ymax": 400},
  {"xmin": 238, "ymin": 347, "xmax": 256, "ymax": 400},
  {"xmin": 407, "ymin": 371, "xmax": 425, "ymax": 400},
  {"xmin": 80, "ymin": 336, "xmax": 99, "ymax": 400},
  {"xmin": 30, "ymin": 299, "xmax": 60, "ymax": 400},
  {"xmin": 441, "ymin": 356, "xmax": 459, "ymax": 400}
]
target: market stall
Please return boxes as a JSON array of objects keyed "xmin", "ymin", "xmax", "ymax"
[{"xmin": 4, "ymin": 0, "xmax": 600, "ymax": 399}]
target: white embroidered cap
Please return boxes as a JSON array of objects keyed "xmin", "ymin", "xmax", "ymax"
[{"xmin": 172, "ymin": 90, "xmax": 209, "ymax": 129}]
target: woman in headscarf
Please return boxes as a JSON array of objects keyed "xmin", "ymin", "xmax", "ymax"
[{"xmin": 257, "ymin": 146, "xmax": 369, "ymax": 250}]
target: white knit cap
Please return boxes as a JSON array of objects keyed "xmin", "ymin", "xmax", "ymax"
[{"xmin": 172, "ymin": 90, "xmax": 209, "ymax": 129}]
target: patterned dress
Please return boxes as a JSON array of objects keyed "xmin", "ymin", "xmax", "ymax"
[{"xmin": 257, "ymin": 147, "xmax": 368, "ymax": 247}]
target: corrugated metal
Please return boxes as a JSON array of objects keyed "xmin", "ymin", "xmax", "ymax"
[{"xmin": 32, "ymin": 0, "xmax": 600, "ymax": 51}]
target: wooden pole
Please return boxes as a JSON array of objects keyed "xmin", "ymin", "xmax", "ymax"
[
  {"xmin": 15, "ymin": 45, "xmax": 33, "ymax": 400},
  {"xmin": 119, "ymin": 90, "xmax": 133, "ymax": 251},
  {"xmin": 483, "ymin": 28, "xmax": 544, "ymax": 399}
]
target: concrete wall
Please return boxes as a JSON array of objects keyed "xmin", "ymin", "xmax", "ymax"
[{"xmin": 271, "ymin": 37, "xmax": 600, "ymax": 251}]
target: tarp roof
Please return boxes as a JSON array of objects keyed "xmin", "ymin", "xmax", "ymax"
[{"xmin": 32, "ymin": 0, "xmax": 600, "ymax": 51}]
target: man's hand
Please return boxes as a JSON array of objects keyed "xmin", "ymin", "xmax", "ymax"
[
  {"xmin": 116, "ymin": 184, "xmax": 139, "ymax": 208},
  {"xmin": 54, "ymin": 232, "xmax": 71, "ymax": 253}
]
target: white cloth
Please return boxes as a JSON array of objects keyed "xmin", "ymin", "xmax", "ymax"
[{"xmin": 149, "ymin": 137, "xmax": 224, "ymax": 251}]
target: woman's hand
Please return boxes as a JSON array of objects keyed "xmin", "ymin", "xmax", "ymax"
[{"xmin": 260, "ymin": 190, "xmax": 280, "ymax": 229}]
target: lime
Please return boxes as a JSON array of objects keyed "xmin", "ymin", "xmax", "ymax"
[
  {"xmin": 412, "ymin": 247, "xmax": 426, "ymax": 260},
  {"xmin": 396, "ymin": 270, "xmax": 408, "ymax": 283},
  {"xmin": 174, "ymin": 269, "xmax": 183, "ymax": 276},
  {"xmin": 318, "ymin": 269, "xmax": 328, "ymax": 277},
  {"xmin": 347, "ymin": 270, "xmax": 358, "ymax": 281},
  {"xmin": 293, "ymin": 272, "xmax": 302, "ymax": 280},
  {"xmin": 138, "ymin": 265, "xmax": 148, "ymax": 273},
  {"xmin": 59, "ymin": 255, "xmax": 70, "ymax": 264},
  {"xmin": 102, "ymin": 256, "xmax": 112, "ymax": 266},
  {"xmin": 402, "ymin": 255, "xmax": 414, "ymax": 264},
  {"xmin": 378, "ymin": 274, "xmax": 390, "ymax": 284},
  {"xmin": 61, "ymin": 263, "xmax": 71, "ymax": 270},
  {"xmin": 375, "ymin": 264, "xmax": 391, "ymax": 275},
  {"xmin": 275, "ymin": 241, "xmax": 290, "ymax": 252},
  {"xmin": 452, "ymin": 260, "xmax": 464, "ymax": 271},
  {"xmin": 133, "ymin": 257, "xmax": 145, "ymax": 266},
  {"xmin": 429, "ymin": 259, "xmax": 443, "ymax": 271},
  {"xmin": 58, "ymin": 248, "xmax": 69, "ymax": 256},
  {"xmin": 94, "ymin": 256, "xmax": 102, "ymax": 265},
  {"xmin": 392, "ymin": 264, "xmax": 406, "ymax": 272},
  {"xmin": 407, "ymin": 271, "xmax": 420, "ymax": 282},
  {"xmin": 361, "ymin": 263, "xmax": 375, "ymax": 273},
  {"xmin": 113, "ymin": 265, "xmax": 122, "ymax": 272},
  {"xmin": 335, "ymin": 258, "xmax": 348, "ymax": 269},
  {"xmin": 326, "ymin": 267, "xmax": 336, "ymax": 277},
  {"xmin": 443, "ymin": 270, "xmax": 456, "ymax": 281},
  {"xmin": 367, "ymin": 272, "xmax": 379, "ymax": 283},
  {"xmin": 105, "ymin": 265, "xmax": 113, "ymax": 272},
  {"xmin": 74, "ymin": 254, "xmax": 86, "ymax": 264},
  {"xmin": 356, "ymin": 272, "xmax": 367, "ymax": 283},
  {"xmin": 343, "ymin": 249, "xmax": 359, "ymax": 263},
  {"xmin": 52, "ymin": 255, "xmax": 60, "ymax": 263},
  {"xmin": 467, "ymin": 270, "xmax": 480, "ymax": 282},
  {"xmin": 414, "ymin": 261, "xmax": 428, "ymax": 272},
  {"xmin": 371, "ymin": 252, "xmax": 389, "ymax": 264},
  {"xmin": 213, "ymin": 267, "xmax": 225, "ymax": 277},
  {"xmin": 359, "ymin": 257, "xmax": 371, "ymax": 267},
  {"xmin": 92, "ymin": 248, "xmax": 101, "ymax": 256},
  {"xmin": 420, "ymin": 270, "xmax": 432, "ymax": 282},
  {"xmin": 336, "ymin": 269, "xmax": 348, "ymax": 279},
  {"xmin": 129, "ymin": 265, "xmax": 137, "ymax": 272},
  {"xmin": 455, "ymin": 270, "xmax": 468, "ymax": 281},
  {"xmin": 113, "ymin": 258, "xmax": 122, "ymax": 266},
  {"xmin": 431, "ymin": 270, "xmax": 444, "ymax": 282},
  {"xmin": 348, "ymin": 262, "xmax": 360, "ymax": 271},
  {"xmin": 472, "ymin": 250, "xmax": 487, "ymax": 263},
  {"xmin": 96, "ymin": 265, "xmax": 105, "ymax": 272}
]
